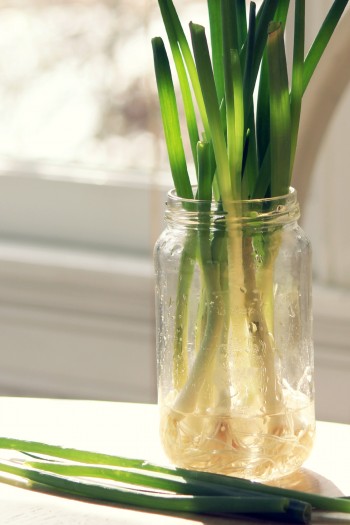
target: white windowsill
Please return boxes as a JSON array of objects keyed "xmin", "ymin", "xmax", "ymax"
[{"xmin": 0, "ymin": 163, "xmax": 171, "ymax": 255}]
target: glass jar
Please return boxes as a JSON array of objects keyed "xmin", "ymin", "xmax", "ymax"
[{"xmin": 154, "ymin": 188, "xmax": 315, "ymax": 482}]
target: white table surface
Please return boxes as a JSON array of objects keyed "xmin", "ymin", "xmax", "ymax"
[{"xmin": 0, "ymin": 397, "xmax": 349, "ymax": 524}]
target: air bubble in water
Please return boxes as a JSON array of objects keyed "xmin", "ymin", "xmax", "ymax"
[
  {"xmin": 171, "ymin": 244, "xmax": 182, "ymax": 257},
  {"xmin": 289, "ymin": 305, "xmax": 296, "ymax": 318},
  {"xmin": 249, "ymin": 322, "xmax": 258, "ymax": 334}
]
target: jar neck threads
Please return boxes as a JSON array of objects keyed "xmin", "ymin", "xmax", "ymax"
[{"xmin": 165, "ymin": 187, "xmax": 300, "ymax": 230}]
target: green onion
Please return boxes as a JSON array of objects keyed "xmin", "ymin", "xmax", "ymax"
[
  {"xmin": 303, "ymin": 0, "xmax": 348, "ymax": 92},
  {"xmin": 151, "ymin": 37, "xmax": 192, "ymax": 200},
  {"xmin": 159, "ymin": 0, "xmax": 210, "ymax": 140},
  {"xmin": 197, "ymin": 140, "xmax": 214, "ymax": 202},
  {"xmin": 152, "ymin": 0, "xmax": 347, "ymax": 483},
  {"xmin": 157, "ymin": 0, "xmax": 199, "ymax": 174},
  {"xmin": 154, "ymin": 0, "xmax": 348, "ymax": 198},
  {"xmin": 0, "ymin": 437, "xmax": 315, "ymax": 523},
  {"xmin": 1, "ymin": 437, "xmax": 350, "ymax": 522},
  {"xmin": 290, "ymin": 0, "xmax": 305, "ymax": 177},
  {"xmin": 241, "ymin": 2, "xmax": 258, "ymax": 197},
  {"xmin": 235, "ymin": 0, "xmax": 247, "ymax": 50},
  {"xmin": 190, "ymin": 21, "xmax": 232, "ymax": 203},
  {"xmin": 267, "ymin": 20, "xmax": 291, "ymax": 196},
  {"xmin": 249, "ymin": 0, "xmax": 278, "ymax": 97},
  {"xmin": 207, "ymin": 0, "xmax": 225, "ymax": 105},
  {"xmin": 0, "ymin": 458, "xmax": 300, "ymax": 518}
]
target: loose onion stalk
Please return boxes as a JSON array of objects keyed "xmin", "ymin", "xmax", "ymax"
[
  {"xmin": 0, "ymin": 459, "xmax": 298, "ymax": 519},
  {"xmin": 152, "ymin": 0, "xmax": 348, "ymax": 476},
  {"xmin": 2, "ymin": 437, "xmax": 350, "ymax": 523}
]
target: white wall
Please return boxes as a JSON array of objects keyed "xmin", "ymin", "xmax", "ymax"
[{"xmin": 294, "ymin": 3, "xmax": 350, "ymax": 423}]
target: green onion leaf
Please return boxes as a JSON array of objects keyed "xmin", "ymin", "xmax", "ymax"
[
  {"xmin": 0, "ymin": 459, "xmax": 297, "ymax": 518},
  {"xmin": 221, "ymin": 0, "xmax": 243, "ymax": 198},
  {"xmin": 231, "ymin": 49, "xmax": 244, "ymax": 198},
  {"xmin": 256, "ymin": 50, "xmax": 270, "ymax": 169},
  {"xmin": 207, "ymin": 0, "xmax": 225, "ymax": 105},
  {"xmin": 152, "ymin": 37, "xmax": 193, "ymax": 199},
  {"xmin": 250, "ymin": 0, "xmax": 279, "ymax": 96},
  {"xmin": 160, "ymin": 0, "xmax": 210, "ymax": 139},
  {"xmin": 242, "ymin": 1, "xmax": 256, "ymax": 124},
  {"xmin": 303, "ymin": 0, "xmax": 349, "ymax": 92},
  {"xmin": 241, "ymin": 2, "xmax": 258, "ymax": 198},
  {"xmin": 220, "ymin": 0, "xmax": 239, "ymax": 53},
  {"xmin": 2, "ymin": 437, "xmax": 350, "ymax": 518},
  {"xmin": 197, "ymin": 141, "xmax": 214, "ymax": 202},
  {"xmin": 157, "ymin": 0, "xmax": 200, "ymax": 174},
  {"xmin": 235, "ymin": 0, "xmax": 247, "ymax": 51},
  {"xmin": 190, "ymin": 22, "xmax": 232, "ymax": 204},
  {"xmin": 274, "ymin": 0, "xmax": 290, "ymax": 28},
  {"xmin": 290, "ymin": 0, "xmax": 305, "ymax": 177},
  {"xmin": 267, "ymin": 21, "xmax": 291, "ymax": 196}
]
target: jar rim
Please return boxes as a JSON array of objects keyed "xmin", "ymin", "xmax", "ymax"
[
  {"xmin": 167, "ymin": 186, "xmax": 297, "ymax": 205},
  {"xmin": 165, "ymin": 187, "xmax": 300, "ymax": 228}
]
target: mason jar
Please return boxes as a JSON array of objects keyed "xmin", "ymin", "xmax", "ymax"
[{"xmin": 154, "ymin": 187, "xmax": 315, "ymax": 482}]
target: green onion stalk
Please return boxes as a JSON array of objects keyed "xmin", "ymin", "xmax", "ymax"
[
  {"xmin": 153, "ymin": 0, "xmax": 348, "ymax": 479},
  {"xmin": 2, "ymin": 437, "xmax": 350, "ymax": 523}
]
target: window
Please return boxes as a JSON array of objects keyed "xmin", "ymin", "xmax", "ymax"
[
  {"xmin": 0, "ymin": 0, "xmax": 207, "ymax": 403},
  {"xmin": 0, "ymin": 0, "xmax": 179, "ymax": 402},
  {"xmin": 0, "ymin": 1, "xmax": 349, "ymax": 421}
]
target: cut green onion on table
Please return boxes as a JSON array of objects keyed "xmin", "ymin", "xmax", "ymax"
[{"xmin": 1, "ymin": 437, "xmax": 350, "ymax": 523}]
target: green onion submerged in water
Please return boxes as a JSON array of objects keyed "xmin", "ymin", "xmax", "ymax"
[
  {"xmin": 152, "ymin": 0, "xmax": 348, "ymax": 481},
  {"xmin": 1, "ymin": 437, "xmax": 350, "ymax": 524}
]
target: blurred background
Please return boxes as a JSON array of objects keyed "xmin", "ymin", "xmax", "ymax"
[{"xmin": 0, "ymin": 0, "xmax": 349, "ymax": 422}]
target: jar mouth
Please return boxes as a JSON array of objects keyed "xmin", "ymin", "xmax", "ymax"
[
  {"xmin": 165, "ymin": 187, "xmax": 300, "ymax": 228},
  {"xmin": 167, "ymin": 187, "xmax": 296, "ymax": 206}
]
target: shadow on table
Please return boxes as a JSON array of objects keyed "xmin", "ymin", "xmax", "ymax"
[
  {"xmin": 270, "ymin": 468, "xmax": 350, "ymax": 524},
  {"xmin": 270, "ymin": 467, "xmax": 344, "ymax": 498}
]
